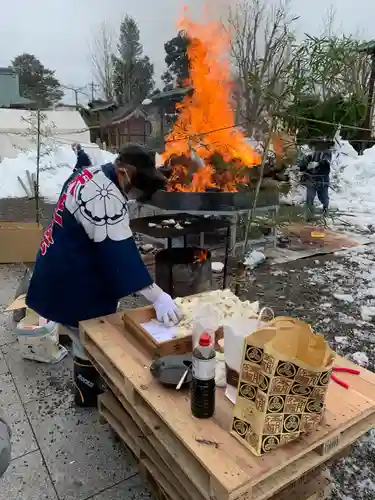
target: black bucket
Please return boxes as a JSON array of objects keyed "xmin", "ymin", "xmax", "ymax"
[{"xmin": 155, "ymin": 247, "xmax": 212, "ymax": 298}]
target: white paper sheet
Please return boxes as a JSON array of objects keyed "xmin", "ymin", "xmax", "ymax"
[{"xmin": 141, "ymin": 321, "xmax": 179, "ymax": 342}]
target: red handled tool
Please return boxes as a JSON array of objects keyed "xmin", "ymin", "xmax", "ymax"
[{"xmin": 331, "ymin": 366, "xmax": 360, "ymax": 389}]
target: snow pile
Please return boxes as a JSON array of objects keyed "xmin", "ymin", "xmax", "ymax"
[
  {"xmin": 330, "ymin": 144, "xmax": 375, "ymax": 228},
  {"xmin": 0, "ymin": 144, "xmax": 116, "ymax": 202},
  {"xmin": 350, "ymin": 351, "xmax": 369, "ymax": 367},
  {"xmin": 244, "ymin": 249, "xmax": 266, "ymax": 269},
  {"xmin": 283, "ymin": 135, "xmax": 375, "ymax": 230}
]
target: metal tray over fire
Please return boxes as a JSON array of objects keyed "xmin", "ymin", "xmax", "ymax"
[
  {"xmin": 130, "ymin": 213, "xmax": 230, "ymax": 239},
  {"xmin": 148, "ymin": 189, "xmax": 279, "ymax": 212}
]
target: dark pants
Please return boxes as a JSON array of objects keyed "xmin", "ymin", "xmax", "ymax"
[{"xmin": 306, "ymin": 182, "xmax": 329, "ymax": 218}]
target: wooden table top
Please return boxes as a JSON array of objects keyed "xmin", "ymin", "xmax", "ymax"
[{"xmin": 80, "ymin": 313, "xmax": 375, "ymax": 497}]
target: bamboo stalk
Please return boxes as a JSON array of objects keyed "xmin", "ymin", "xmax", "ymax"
[
  {"xmin": 234, "ymin": 120, "xmax": 276, "ymax": 296},
  {"xmin": 17, "ymin": 176, "xmax": 32, "ymax": 198}
]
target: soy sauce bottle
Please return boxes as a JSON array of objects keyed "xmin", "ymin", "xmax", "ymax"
[{"xmin": 191, "ymin": 333, "xmax": 216, "ymax": 418}]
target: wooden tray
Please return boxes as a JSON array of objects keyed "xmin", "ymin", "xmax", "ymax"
[{"xmin": 122, "ymin": 305, "xmax": 223, "ymax": 358}]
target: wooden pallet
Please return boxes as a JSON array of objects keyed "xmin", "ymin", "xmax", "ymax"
[
  {"xmin": 98, "ymin": 391, "xmax": 333, "ymax": 500},
  {"xmin": 80, "ymin": 313, "xmax": 375, "ymax": 500}
]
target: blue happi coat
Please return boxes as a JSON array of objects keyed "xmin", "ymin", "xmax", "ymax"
[{"xmin": 26, "ymin": 164, "xmax": 152, "ymax": 327}]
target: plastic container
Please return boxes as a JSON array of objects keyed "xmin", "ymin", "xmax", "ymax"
[
  {"xmin": 192, "ymin": 304, "xmax": 219, "ymax": 350},
  {"xmin": 15, "ymin": 313, "xmax": 68, "ymax": 364},
  {"xmin": 191, "ymin": 333, "xmax": 216, "ymax": 419}
]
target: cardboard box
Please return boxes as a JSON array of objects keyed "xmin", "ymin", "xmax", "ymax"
[
  {"xmin": 0, "ymin": 222, "xmax": 43, "ymax": 263},
  {"xmin": 6, "ymin": 295, "xmax": 69, "ymax": 342},
  {"xmin": 5, "ymin": 294, "xmax": 26, "ymax": 311}
]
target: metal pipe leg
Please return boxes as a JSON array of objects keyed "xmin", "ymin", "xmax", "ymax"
[
  {"xmin": 167, "ymin": 238, "xmax": 174, "ymax": 297},
  {"xmin": 199, "ymin": 232, "xmax": 204, "ymax": 248},
  {"xmin": 223, "ymin": 226, "xmax": 230, "ymax": 289},
  {"xmin": 274, "ymin": 206, "xmax": 279, "ymax": 248},
  {"xmin": 230, "ymin": 213, "xmax": 238, "ymax": 256}
]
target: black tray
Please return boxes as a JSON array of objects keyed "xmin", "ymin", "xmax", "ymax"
[
  {"xmin": 130, "ymin": 213, "xmax": 230, "ymax": 238},
  {"xmin": 149, "ymin": 189, "xmax": 279, "ymax": 212}
]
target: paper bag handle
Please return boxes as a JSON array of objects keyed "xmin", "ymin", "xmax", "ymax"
[
  {"xmin": 257, "ymin": 307, "xmax": 274, "ymax": 325},
  {"xmin": 269, "ymin": 317, "xmax": 323, "ymax": 356},
  {"xmin": 270, "ymin": 317, "xmax": 306, "ymax": 328}
]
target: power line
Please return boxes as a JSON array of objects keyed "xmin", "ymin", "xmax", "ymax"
[
  {"xmin": 281, "ymin": 114, "xmax": 372, "ymax": 133},
  {"xmin": 4, "ymin": 110, "xmax": 373, "ymax": 144},
  {"xmin": 62, "ymin": 85, "xmax": 88, "ymax": 109}
]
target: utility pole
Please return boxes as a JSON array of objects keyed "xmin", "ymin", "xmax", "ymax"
[
  {"xmin": 63, "ymin": 85, "xmax": 87, "ymax": 109},
  {"xmin": 88, "ymin": 81, "xmax": 100, "ymax": 102}
]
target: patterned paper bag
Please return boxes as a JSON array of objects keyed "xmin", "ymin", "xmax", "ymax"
[{"xmin": 231, "ymin": 317, "xmax": 336, "ymax": 456}]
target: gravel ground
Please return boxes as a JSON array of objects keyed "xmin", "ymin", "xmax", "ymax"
[
  {"xmin": 247, "ymin": 245, "xmax": 375, "ymax": 500},
  {"xmin": 0, "ymin": 198, "xmax": 54, "ymax": 226},
  {"xmin": 1, "ymin": 196, "xmax": 375, "ymax": 499}
]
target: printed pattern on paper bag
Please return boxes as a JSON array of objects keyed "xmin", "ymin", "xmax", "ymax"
[{"xmin": 231, "ymin": 336, "xmax": 333, "ymax": 456}]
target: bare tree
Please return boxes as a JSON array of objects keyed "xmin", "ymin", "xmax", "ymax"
[
  {"xmin": 91, "ymin": 21, "xmax": 115, "ymax": 101},
  {"xmin": 227, "ymin": 0, "xmax": 299, "ymax": 135}
]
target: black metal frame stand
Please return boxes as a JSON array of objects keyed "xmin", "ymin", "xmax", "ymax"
[
  {"xmin": 164, "ymin": 230, "xmax": 231, "ymax": 292},
  {"xmin": 132, "ymin": 214, "xmax": 232, "ymax": 292}
]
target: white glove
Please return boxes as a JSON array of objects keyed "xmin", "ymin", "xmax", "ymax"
[
  {"xmin": 307, "ymin": 161, "xmax": 319, "ymax": 170},
  {"xmin": 153, "ymin": 291, "xmax": 182, "ymax": 326},
  {"xmin": 139, "ymin": 284, "xmax": 182, "ymax": 326}
]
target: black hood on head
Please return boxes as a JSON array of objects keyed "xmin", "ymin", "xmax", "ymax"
[
  {"xmin": 118, "ymin": 143, "xmax": 166, "ymax": 201},
  {"xmin": 118, "ymin": 143, "xmax": 155, "ymax": 170}
]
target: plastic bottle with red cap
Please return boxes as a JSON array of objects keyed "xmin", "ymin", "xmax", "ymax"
[{"xmin": 191, "ymin": 332, "xmax": 216, "ymax": 418}]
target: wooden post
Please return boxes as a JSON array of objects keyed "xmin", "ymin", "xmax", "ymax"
[{"xmin": 35, "ymin": 108, "xmax": 41, "ymax": 224}]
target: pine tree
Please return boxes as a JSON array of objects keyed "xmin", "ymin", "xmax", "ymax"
[
  {"xmin": 11, "ymin": 53, "xmax": 64, "ymax": 108},
  {"xmin": 161, "ymin": 31, "xmax": 190, "ymax": 91},
  {"xmin": 112, "ymin": 16, "xmax": 154, "ymax": 105}
]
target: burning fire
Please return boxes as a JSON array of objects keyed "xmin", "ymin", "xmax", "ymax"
[
  {"xmin": 163, "ymin": 10, "xmax": 261, "ymax": 192},
  {"xmin": 194, "ymin": 249, "xmax": 209, "ymax": 263}
]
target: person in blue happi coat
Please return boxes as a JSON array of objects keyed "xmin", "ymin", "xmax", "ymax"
[
  {"xmin": 26, "ymin": 143, "xmax": 181, "ymax": 407},
  {"xmin": 298, "ymin": 139, "xmax": 333, "ymax": 221},
  {"xmin": 72, "ymin": 143, "xmax": 92, "ymax": 171}
]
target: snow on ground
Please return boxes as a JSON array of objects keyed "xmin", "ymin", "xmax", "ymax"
[
  {"xmin": 0, "ymin": 129, "xmax": 374, "ymax": 231},
  {"xmin": 282, "ymin": 134, "xmax": 375, "ymax": 232},
  {"xmin": 0, "ymin": 144, "xmax": 115, "ymax": 203},
  {"xmin": 300, "ymin": 244, "xmax": 375, "ymax": 500}
]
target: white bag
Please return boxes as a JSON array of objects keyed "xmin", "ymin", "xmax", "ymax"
[
  {"xmin": 215, "ymin": 352, "xmax": 226, "ymax": 388},
  {"xmin": 223, "ymin": 308, "xmax": 273, "ymax": 404},
  {"xmin": 15, "ymin": 316, "xmax": 68, "ymax": 364}
]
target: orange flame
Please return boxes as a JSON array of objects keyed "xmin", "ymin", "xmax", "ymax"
[
  {"xmin": 194, "ymin": 249, "xmax": 209, "ymax": 263},
  {"xmin": 163, "ymin": 10, "xmax": 261, "ymax": 192}
]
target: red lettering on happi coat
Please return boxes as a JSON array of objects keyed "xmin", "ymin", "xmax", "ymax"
[
  {"xmin": 40, "ymin": 169, "xmax": 93, "ymax": 255},
  {"xmin": 40, "ymin": 223, "xmax": 54, "ymax": 255},
  {"xmin": 68, "ymin": 169, "xmax": 94, "ymax": 196},
  {"xmin": 52, "ymin": 193, "xmax": 67, "ymax": 227}
]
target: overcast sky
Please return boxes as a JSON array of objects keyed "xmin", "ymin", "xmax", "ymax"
[{"xmin": 1, "ymin": 0, "xmax": 374, "ymax": 104}]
